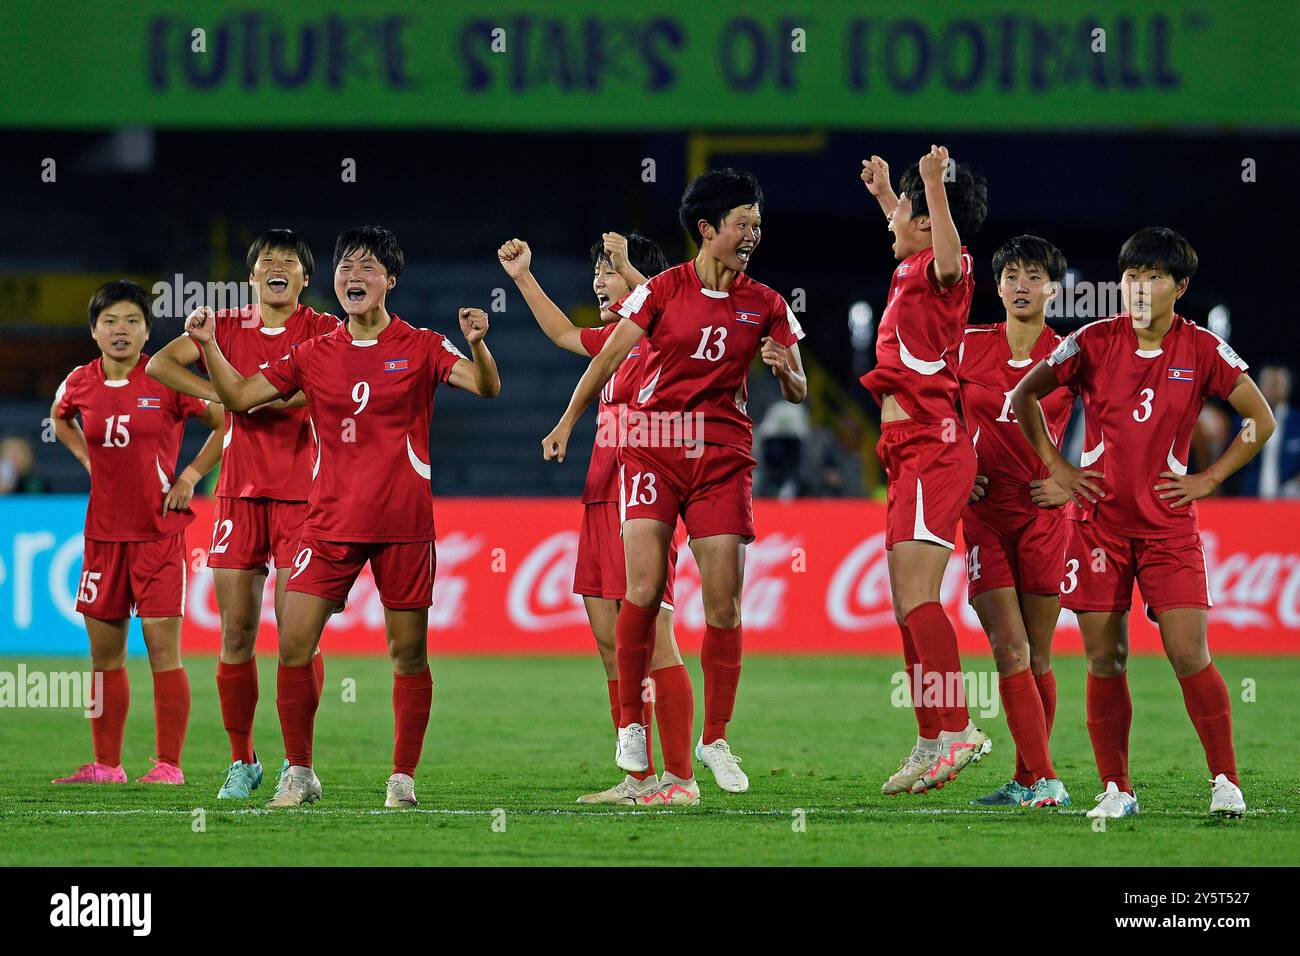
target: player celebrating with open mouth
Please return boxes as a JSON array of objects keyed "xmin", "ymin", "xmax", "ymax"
[
  {"xmin": 1010, "ymin": 226, "xmax": 1274, "ymax": 819},
  {"xmin": 541, "ymin": 169, "xmax": 807, "ymax": 796},
  {"xmin": 148, "ymin": 229, "xmax": 339, "ymax": 800},
  {"xmin": 499, "ymin": 232, "xmax": 699, "ymax": 805},
  {"xmin": 858, "ymin": 146, "xmax": 992, "ymax": 796},
  {"xmin": 52, "ymin": 280, "xmax": 225, "ymax": 786},
  {"xmin": 959, "ymin": 236, "xmax": 1075, "ymax": 809},
  {"xmin": 189, "ymin": 226, "xmax": 500, "ymax": 810}
]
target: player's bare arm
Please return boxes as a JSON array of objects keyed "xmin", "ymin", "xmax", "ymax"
[
  {"xmin": 163, "ymin": 400, "xmax": 225, "ymax": 515},
  {"xmin": 761, "ymin": 336, "xmax": 807, "ymax": 403},
  {"xmin": 497, "ymin": 239, "xmax": 589, "ymax": 357},
  {"xmin": 1010, "ymin": 360, "xmax": 1104, "ymax": 505},
  {"xmin": 918, "ymin": 145, "xmax": 963, "ymax": 287},
  {"xmin": 145, "ymin": 331, "xmax": 219, "ymax": 402},
  {"xmin": 860, "ymin": 155, "xmax": 898, "ymax": 219},
  {"xmin": 1155, "ymin": 373, "xmax": 1277, "ymax": 508},
  {"xmin": 447, "ymin": 307, "xmax": 501, "ymax": 397},
  {"xmin": 542, "ymin": 317, "xmax": 643, "ymax": 462},
  {"xmin": 186, "ymin": 307, "xmax": 280, "ymax": 412},
  {"xmin": 602, "ymin": 232, "xmax": 648, "ymax": 288},
  {"xmin": 49, "ymin": 396, "xmax": 90, "ymax": 474},
  {"xmin": 968, "ymin": 474, "xmax": 989, "ymax": 504}
]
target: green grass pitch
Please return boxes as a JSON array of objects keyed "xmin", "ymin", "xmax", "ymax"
[{"xmin": 0, "ymin": 654, "xmax": 1294, "ymax": 866}]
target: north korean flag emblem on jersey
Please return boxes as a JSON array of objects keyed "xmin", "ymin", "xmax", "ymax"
[
  {"xmin": 384, "ymin": 359, "xmax": 409, "ymax": 373},
  {"xmin": 1168, "ymin": 367, "xmax": 1194, "ymax": 382},
  {"xmin": 137, "ymin": 396, "xmax": 162, "ymax": 409}
]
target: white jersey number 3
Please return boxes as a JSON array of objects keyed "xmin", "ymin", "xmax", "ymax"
[{"xmin": 1133, "ymin": 387, "xmax": 1154, "ymax": 423}]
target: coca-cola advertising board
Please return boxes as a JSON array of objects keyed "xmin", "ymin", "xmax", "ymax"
[{"xmin": 2, "ymin": 497, "xmax": 1295, "ymax": 655}]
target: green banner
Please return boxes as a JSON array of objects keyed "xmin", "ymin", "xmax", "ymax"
[{"xmin": 3, "ymin": 0, "xmax": 1296, "ymax": 129}]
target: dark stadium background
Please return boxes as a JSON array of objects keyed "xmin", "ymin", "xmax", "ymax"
[{"xmin": 1, "ymin": 128, "xmax": 1294, "ymax": 499}]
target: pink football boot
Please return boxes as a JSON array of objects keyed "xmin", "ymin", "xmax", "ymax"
[
  {"xmin": 53, "ymin": 762, "xmax": 127, "ymax": 784},
  {"xmin": 136, "ymin": 759, "xmax": 185, "ymax": 784}
]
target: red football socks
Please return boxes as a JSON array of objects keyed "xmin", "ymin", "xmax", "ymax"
[
  {"xmin": 311, "ymin": 651, "xmax": 325, "ymax": 695},
  {"xmin": 904, "ymin": 602, "xmax": 969, "ymax": 732},
  {"xmin": 1014, "ymin": 668, "xmax": 1059, "ymax": 786},
  {"xmin": 277, "ymin": 661, "xmax": 322, "ymax": 768},
  {"xmin": 1000, "ymin": 667, "xmax": 1054, "ymax": 783},
  {"xmin": 651, "ymin": 663, "xmax": 694, "ymax": 779},
  {"xmin": 1086, "ymin": 671, "xmax": 1133, "ymax": 793},
  {"xmin": 900, "ymin": 622, "xmax": 942, "ymax": 739},
  {"xmin": 217, "ymin": 657, "xmax": 258, "ymax": 764},
  {"xmin": 615, "ymin": 600, "xmax": 658, "ymax": 727},
  {"xmin": 91, "ymin": 667, "xmax": 129, "ymax": 768},
  {"xmin": 151, "ymin": 667, "xmax": 190, "ymax": 769},
  {"xmin": 605, "ymin": 679, "xmax": 620, "ymax": 731},
  {"xmin": 392, "ymin": 667, "xmax": 433, "ymax": 777},
  {"xmin": 701, "ymin": 623, "xmax": 742, "ymax": 744},
  {"xmin": 1177, "ymin": 662, "xmax": 1239, "ymax": 786}
]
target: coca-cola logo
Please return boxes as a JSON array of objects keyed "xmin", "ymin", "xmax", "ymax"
[
  {"xmin": 507, "ymin": 531, "xmax": 588, "ymax": 630},
  {"xmin": 826, "ymin": 533, "xmax": 971, "ymax": 631},
  {"xmin": 1202, "ymin": 531, "xmax": 1300, "ymax": 629}
]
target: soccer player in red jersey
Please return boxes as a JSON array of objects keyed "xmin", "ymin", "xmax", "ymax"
[
  {"xmin": 188, "ymin": 226, "xmax": 501, "ymax": 809},
  {"xmin": 858, "ymin": 146, "xmax": 992, "ymax": 795},
  {"xmin": 541, "ymin": 169, "xmax": 807, "ymax": 795},
  {"xmin": 51, "ymin": 280, "xmax": 225, "ymax": 785},
  {"xmin": 498, "ymin": 231, "xmax": 699, "ymax": 805},
  {"xmin": 147, "ymin": 229, "xmax": 339, "ymax": 799},
  {"xmin": 959, "ymin": 236, "xmax": 1075, "ymax": 809},
  {"xmin": 1011, "ymin": 227, "xmax": 1275, "ymax": 818}
]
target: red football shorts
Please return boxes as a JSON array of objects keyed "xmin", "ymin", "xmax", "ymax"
[
  {"xmin": 619, "ymin": 442, "xmax": 756, "ymax": 543},
  {"xmin": 207, "ymin": 496, "xmax": 309, "ymax": 571},
  {"xmin": 878, "ymin": 420, "xmax": 977, "ymax": 551},
  {"xmin": 574, "ymin": 500, "xmax": 683, "ymax": 609},
  {"xmin": 287, "ymin": 538, "xmax": 435, "ymax": 611},
  {"xmin": 962, "ymin": 506, "xmax": 1070, "ymax": 600},
  {"xmin": 77, "ymin": 533, "xmax": 188, "ymax": 620},
  {"xmin": 1058, "ymin": 520, "xmax": 1212, "ymax": 616}
]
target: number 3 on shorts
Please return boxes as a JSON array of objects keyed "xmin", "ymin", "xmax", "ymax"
[
  {"xmin": 1060, "ymin": 558, "xmax": 1079, "ymax": 594},
  {"xmin": 290, "ymin": 547, "xmax": 313, "ymax": 580}
]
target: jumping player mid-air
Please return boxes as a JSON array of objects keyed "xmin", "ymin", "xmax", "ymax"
[
  {"xmin": 52, "ymin": 280, "xmax": 225, "ymax": 786},
  {"xmin": 147, "ymin": 228, "xmax": 339, "ymax": 799},
  {"xmin": 541, "ymin": 169, "xmax": 807, "ymax": 795},
  {"xmin": 858, "ymin": 146, "xmax": 992, "ymax": 795},
  {"xmin": 498, "ymin": 231, "xmax": 698, "ymax": 805},
  {"xmin": 959, "ymin": 235, "xmax": 1075, "ymax": 809},
  {"xmin": 189, "ymin": 226, "xmax": 500, "ymax": 810},
  {"xmin": 1010, "ymin": 226, "xmax": 1273, "ymax": 819}
]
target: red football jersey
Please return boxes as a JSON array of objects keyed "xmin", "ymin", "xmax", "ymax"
[
  {"xmin": 578, "ymin": 322, "xmax": 650, "ymax": 503},
  {"xmin": 861, "ymin": 246, "xmax": 975, "ymax": 424},
  {"xmin": 1046, "ymin": 314, "xmax": 1247, "ymax": 536},
  {"xmin": 196, "ymin": 304, "xmax": 339, "ymax": 500},
  {"xmin": 959, "ymin": 322, "xmax": 1075, "ymax": 516},
  {"xmin": 260, "ymin": 316, "xmax": 464, "ymax": 543},
  {"xmin": 55, "ymin": 356, "xmax": 208, "ymax": 541},
  {"xmin": 610, "ymin": 261, "xmax": 805, "ymax": 453}
]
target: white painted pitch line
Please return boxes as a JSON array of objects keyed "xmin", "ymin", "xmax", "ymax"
[{"xmin": 2, "ymin": 806, "xmax": 1286, "ymax": 819}]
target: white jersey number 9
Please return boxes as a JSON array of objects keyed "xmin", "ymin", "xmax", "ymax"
[{"xmin": 352, "ymin": 381, "xmax": 371, "ymax": 415}]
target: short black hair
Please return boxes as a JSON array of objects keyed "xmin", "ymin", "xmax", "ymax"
[
  {"xmin": 991, "ymin": 235, "xmax": 1067, "ymax": 284},
  {"xmin": 898, "ymin": 160, "xmax": 988, "ymax": 238},
  {"xmin": 1118, "ymin": 226, "xmax": 1198, "ymax": 283},
  {"xmin": 247, "ymin": 228, "xmax": 315, "ymax": 279},
  {"xmin": 333, "ymin": 225, "xmax": 404, "ymax": 278},
  {"xmin": 590, "ymin": 232, "xmax": 669, "ymax": 279},
  {"xmin": 88, "ymin": 279, "xmax": 152, "ymax": 331},
  {"xmin": 678, "ymin": 168, "xmax": 764, "ymax": 240}
]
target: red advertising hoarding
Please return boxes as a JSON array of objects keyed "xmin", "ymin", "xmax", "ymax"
[{"xmin": 179, "ymin": 498, "xmax": 1300, "ymax": 655}]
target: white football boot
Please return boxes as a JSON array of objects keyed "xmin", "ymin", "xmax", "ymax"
[
  {"xmin": 882, "ymin": 740, "xmax": 940, "ymax": 796},
  {"xmin": 576, "ymin": 774, "xmax": 659, "ymax": 805},
  {"xmin": 615, "ymin": 723, "xmax": 650, "ymax": 773},
  {"xmin": 385, "ymin": 772, "xmax": 418, "ymax": 808},
  {"xmin": 910, "ymin": 723, "xmax": 991, "ymax": 793},
  {"xmin": 1086, "ymin": 781, "xmax": 1140, "ymax": 818},
  {"xmin": 1208, "ymin": 773, "xmax": 1245, "ymax": 818},
  {"xmin": 695, "ymin": 736, "xmax": 749, "ymax": 793},
  {"xmin": 265, "ymin": 763, "xmax": 322, "ymax": 809},
  {"xmin": 641, "ymin": 771, "xmax": 701, "ymax": 806}
]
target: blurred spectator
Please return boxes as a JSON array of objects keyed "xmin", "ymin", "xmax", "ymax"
[
  {"xmin": 1234, "ymin": 366, "xmax": 1300, "ymax": 497},
  {"xmin": 755, "ymin": 400, "xmax": 810, "ymax": 499},
  {"xmin": 1192, "ymin": 403, "xmax": 1232, "ymax": 494},
  {"xmin": 806, "ymin": 410, "xmax": 867, "ymax": 497},
  {"xmin": 0, "ymin": 435, "xmax": 50, "ymax": 494}
]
